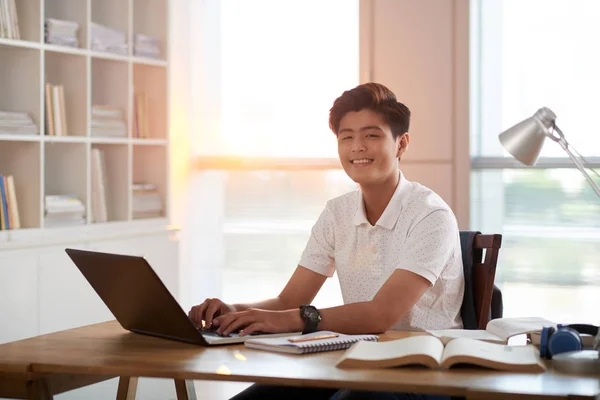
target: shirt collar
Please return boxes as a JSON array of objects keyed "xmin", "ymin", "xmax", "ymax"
[{"xmin": 352, "ymin": 171, "xmax": 411, "ymax": 230}]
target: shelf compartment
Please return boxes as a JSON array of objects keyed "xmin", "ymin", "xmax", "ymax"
[
  {"xmin": 44, "ymin": 51, "xmax": 87, "ymax": 137},
  {"xmin": 91, "ymin": 58, "xmax": 128, "ymax": 139},
  {"xmin": 44, "ymin": 0, "xmax": 87, "ymax": 49},
  {"xmin": 0, "ymin": 45, "xmax": 41, "ymax": 134},
  {"xmin": 133, "ymin": 0, "xmax": 167, "ymax": 61},
  {"xmin": 16, "ymin": 0, "xmax": 42, "ymax": 42},
  {"xmin": 91, "ymin": 144, "xmax": 128, "ymax": 223},
  {"xmin": 132, "ymin": 145, "xmax": 166, "ymax": 220},
  {"xmin": 90, "ymin": 0, "xmax": 129, "ymax": 56},
  {"xmin": 44, "ymin": 142, "xmax": 87, "ymax": 223},
  {"xmin": 0, "ymin": 141, "xmax": 41, "ymax": 229},
  {"xmin": 133, "ymin": 64, "xmax": 166, "ymax": 139}
]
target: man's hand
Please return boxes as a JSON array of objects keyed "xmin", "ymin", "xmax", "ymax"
[
  {"xmin": 214, "ymin": 308, "xmax": 302, "ymax": 336},
  {"xmin": 188, "ymin": 298, "xmax": 236, "ymax": 329}
]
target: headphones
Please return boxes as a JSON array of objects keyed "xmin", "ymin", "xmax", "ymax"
[{"xmin": 539, "ymin": 324, "xmax": 599, "ymax": 359}]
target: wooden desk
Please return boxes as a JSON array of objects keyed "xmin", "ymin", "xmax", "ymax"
[{"xmin": 0, "ymin": 321, "xmax": 598, "ymax": 400}]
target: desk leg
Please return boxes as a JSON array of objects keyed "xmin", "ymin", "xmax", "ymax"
[
  {"xmin": 174, "ymin": 379, "xmax": 197, "ymax": 400},
  {"xmin": 26, "ymin": 379, "xmax": 52, "ymax": 400},
  {"xmin": 117, "ymin": 376, "xmax": 139, "ymax": 400}
]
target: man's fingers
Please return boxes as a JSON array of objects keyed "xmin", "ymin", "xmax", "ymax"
[
  {"xmin": 240, "ymin": 322, "xmax": 263, "ymax": 336},
  {"xmin": 222, "ymin": 316, "xmax": 254, "ymax": 336},
  {"xmin": 198, "ymin": 301, "xmax": 213, "ymax": 326},
  {"xmin": 204, "ymin": 301, "xmax": 222, "ymax": 328},
  {"xmin": 188, "ymin": 299, "xmax": 211, "ymax": 327},
  {"xmin": 188, "ymin": 304, "xmax": 203, "ymax": 326},
  {"xmin": 214, "ymin": 313, "xmax": 236, "ymax": 334}
]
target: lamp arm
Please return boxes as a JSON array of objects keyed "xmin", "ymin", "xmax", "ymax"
[{"xmin": 554, "ymin": 134, "xmax": 600, "ymax": 199}]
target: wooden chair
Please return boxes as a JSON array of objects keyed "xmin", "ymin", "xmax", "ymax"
[{"xmin": 459, "ymin": 231, "xmax": 503, "ymax": 330}]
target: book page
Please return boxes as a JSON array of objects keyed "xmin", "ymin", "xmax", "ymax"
[
  {"xmin": 486, "ymin": 317, "xmax": 556, "ymax": 340},
  {"xmin": 336, "ymin": 335, "xmax": 443, "ymax": 369},
  {"xmin": 426, "ymin": 329, "xmax": 504, "ymax": 345},
  {"xmin": 441, "ymin": 338, "xmax": 545, "ymax": 373}
]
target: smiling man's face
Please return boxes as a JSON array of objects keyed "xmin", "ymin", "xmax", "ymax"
[{"xmin": 337, "ymin": 108, "xmax": 407, "ymax": 187}]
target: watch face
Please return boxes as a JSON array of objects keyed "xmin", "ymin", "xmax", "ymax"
[{"xmin": 302, "ymin": 305, "xmax": 321, "ymax": 322}]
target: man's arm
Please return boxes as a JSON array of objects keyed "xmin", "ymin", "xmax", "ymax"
[
  {"xmin": 191, "ymin": 266, "xmax": 327, "ymax": 328},
  {"xmin": 232, "ymin": 265, "xmax": 327, "ymax": 312},
  {"xmin": 216, "ymin": 268, "xmax": 430, "ymax": 335},
  {"xmin": 316, "ymin": 269, "xmax": 430, "ymax": 333}
]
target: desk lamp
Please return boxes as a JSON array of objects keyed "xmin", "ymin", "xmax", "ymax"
[
  {"xmin": 499, "ymin": 107, "xmax": 600, "ymax": 373},
  {"xmin": 499, "ymin": 107, "xmax": 600, "ymax": 198}
]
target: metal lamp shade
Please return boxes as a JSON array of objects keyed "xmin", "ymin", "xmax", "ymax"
[{"xmin": 498, "ymin": 107, "xmax": 557, "ymax": 166}]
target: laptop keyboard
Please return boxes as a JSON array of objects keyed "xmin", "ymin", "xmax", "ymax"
[{"xmin": 199, "ymin": 328, "xmax": 239, "ymax": 338}]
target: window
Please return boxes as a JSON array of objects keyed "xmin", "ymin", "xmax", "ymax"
[
  {"xmin": 183, "ymin": 0, "xmax": 359, "ymax": 310},
  {"xmin": 471, "ymin": 0, "xmax": 600, "ymax": 325},
  {"xmin": 191, "ymin": 0, "xmax": 358, "ymax": 159}
]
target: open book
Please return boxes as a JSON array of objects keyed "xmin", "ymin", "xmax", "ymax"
[
  {"xmin": 244, "ymin": 331, "xmax": 378, "ymax": 354},
  {"xmin": 427, "ymin": 317, "xmax": 556, "ymax": 344},
  {"xmin": 336, "ymin": 335, "xmax": 545, "ymax": 373}
]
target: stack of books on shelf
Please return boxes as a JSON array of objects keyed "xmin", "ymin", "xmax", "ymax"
[
  {"xmin": 133, "ymin": 93, "xmax": 148, "ymax": 138},
  {"xmin": 134, "ymin": 33, "xmax": 161, "ymax": 59},
  {"xmin": 0, "ymin": 110, "xmax": 38, "ymax": 135},
  {"xmin": 132, "ymin": 183, "xmax": 162, "ymax": 219},
  {"xmin": 91, "ymin": 105, "xmax": 126, "ymax": 137},
  {"xmin": 44, "ymin": 18, "xmax": 79, "ymax": 47},
  {"xmin": 91, "ymin": 22, "xmax": 127, "ymax": 55},
  {"xmin": 0, "ymin": 175, "xmax": 20, "ymax": 230},
  {"xmin": 44, "ymin": 195, "xmax": 85, "ymax": 227},
  {"xmin": 91, "ymin": 148, "xmax": 108, "ymax": 223},
  {"xmin": 0, "ymin": 0, "xmax": 20, "ymax": 39},
  {"xmin": 44, "ymin": 83, "xmax": 68, "ymax": 136}
]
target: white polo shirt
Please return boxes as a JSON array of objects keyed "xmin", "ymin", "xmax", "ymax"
[{"xmin": 299, "ymin": 171, "xmax": 464, "ymax": 331}]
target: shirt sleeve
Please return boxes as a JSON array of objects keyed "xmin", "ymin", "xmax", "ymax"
[
  {"xmin": 397, "ymin": 209, "xmax": 458, "ymax": 285},
  {"xmin": 298, "ymin": 202, "xmax": 336, "ymax": 277}
]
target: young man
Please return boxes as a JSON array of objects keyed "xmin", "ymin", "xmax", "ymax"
[{"xmin": 189, "ymin": 82, "xmax": 464, "ymax": 400}]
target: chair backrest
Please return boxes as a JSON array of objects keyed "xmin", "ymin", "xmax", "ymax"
[{"xmin": 459, "ymin": 231, "xmax": 503, "ymax": 330}]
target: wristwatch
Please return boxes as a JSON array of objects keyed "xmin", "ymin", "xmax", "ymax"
[{"xmin": 299, "ymin": 304, "xmax": 321, "ymax": 334}]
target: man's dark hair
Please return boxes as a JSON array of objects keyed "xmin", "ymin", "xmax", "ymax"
[{"xmin": 328, "ymin": 82, "xmax": 411, "ymax": 140}]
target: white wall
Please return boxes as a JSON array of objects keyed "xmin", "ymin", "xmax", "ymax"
[{"xmin": 360, "ymin": 0, "xmax": 470, "ymax": 228}]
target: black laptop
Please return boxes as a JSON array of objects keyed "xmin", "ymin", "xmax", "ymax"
[{"xmin": 65, "ymin": 248, "xmax": 298, "ymax": 345}]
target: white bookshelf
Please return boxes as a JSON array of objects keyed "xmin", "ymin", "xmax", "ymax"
[{"xmin": 0, "ymin": 0, "xmax": 169, "ymax": 235}]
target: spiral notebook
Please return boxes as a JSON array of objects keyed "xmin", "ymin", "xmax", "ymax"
[{"xmin": 244, "ymin": 331, "xmax": 379, "ymax": 354}]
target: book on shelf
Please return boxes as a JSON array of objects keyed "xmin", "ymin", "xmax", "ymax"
[
  {"xmin": 336, "ymin": 335, "xmax": 546, "ymax": 373},
  {"xmin": 59, "ymin": 85, "xmax": 68, "ymax": 136},
  {"xmin": 133, "ymin": 93, "xmax": 148, "ymax": 138},
  {"xmin": 91, "ymin": 148, "xmax": 108, "ymax": 223},
  {"xmin": 45, "ymin": 83, "xmax": 68, "ymax": 136},
  {"xmin": 44, "ymin": 84, "xmax": 55, "ymax": 136},
  {"xmin": 91, "ymin": 105, "xmax": 126, "ymax": 137},
  {"xmin": 244, "ymin": 331, "xmax": 379, "ymax": 354},
  {"xmin": 44, "ymin": 195, "xmax": 85, "ymax": 227},
  {"xmin": 0, "ymin": 175, "xmax": 20, "ymax": 230},
  {"xmin": 134, "ymin": 33, "xmax": 161, "ymax": 59},
  {"xmin": 90, "ymin": 22, "xmax": 127, "ymax": 55},
  {"xmin": 0, "ymin": 0, "xmax": 20, "ymax": 40},
  {"xmin": 0, "ymin": 176, "xmax": 8, "ymax": 230},
  {"xmin": 426, "ymin": 317, "xmax": 557, "ymax": 345},
  {"xmin": 132, "ymin": 183, "xmax": 162, "ymax": 219},
  {"xmin": 0, "ymin": 110, "xmax": 38, "ymax": 135},
  {"xmin": 44, "ymin": 18, "xmax": 79, "ymax": 47}
]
